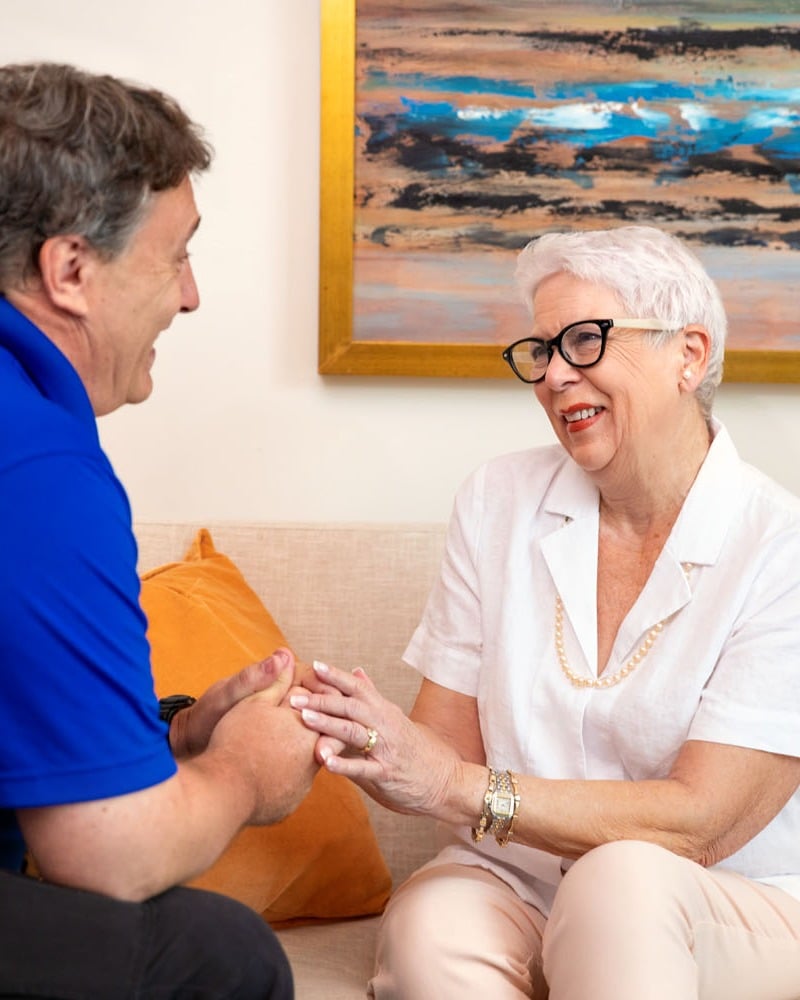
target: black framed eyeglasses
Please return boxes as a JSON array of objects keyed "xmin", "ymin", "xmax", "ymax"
[{"xmin": 502, "ymin": 318, "xmax": 672, "ymax": 384}]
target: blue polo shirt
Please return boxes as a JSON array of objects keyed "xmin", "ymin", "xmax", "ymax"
[{"xmin": 0, "ymin": 297, "xmax": 176, "ymax": 871}]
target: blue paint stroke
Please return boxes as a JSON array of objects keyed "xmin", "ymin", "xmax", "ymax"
[
  {"xmin": 363, "ymin": 69, "xmax": 537, "ymax": 100},
  {"xmin": 361, "ymin": 67, "xmax": 800, "ymax": 167},
  {"xmin": 366, "ymin": 100, "xmax": 799, "ymax": 169}
]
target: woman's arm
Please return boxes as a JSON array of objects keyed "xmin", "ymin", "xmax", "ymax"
[
  {"xmin": 410, "ymin": 678, "xmax": 485, "ymax": 766},
  {"xmin": 508, "ymin": 739, "xmax": 800, "ymax": 866},
  {"xmin": 296, "ymin": 663, "xmax": 800, "ymax": 868}
]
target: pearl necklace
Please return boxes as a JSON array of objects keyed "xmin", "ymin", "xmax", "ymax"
[{"xmin": 554, "ymin": 563, "xmax": 694, "ymax": 690}]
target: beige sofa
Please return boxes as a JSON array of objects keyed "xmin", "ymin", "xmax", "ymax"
[{"xmin": 134, "ymin": 521, "xmax": 447, "ymax": 999}]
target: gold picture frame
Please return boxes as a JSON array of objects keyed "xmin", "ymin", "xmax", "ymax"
[{"xmin": 319, "ymin": 0, "xmax": 800, "ymax": 383}]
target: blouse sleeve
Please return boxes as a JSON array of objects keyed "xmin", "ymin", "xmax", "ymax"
[
  {"xmin": 689, "ymin": 522, "xmax": 800, "ymax": 759},
  {"xmin": 403, "ymin": 465, "xmax": 487, "ymax": 697}
]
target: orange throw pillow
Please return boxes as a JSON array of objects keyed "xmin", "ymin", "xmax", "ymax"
[{"xmin": 140, "ymin": 528, "xmax": 391, "ymax": 926}]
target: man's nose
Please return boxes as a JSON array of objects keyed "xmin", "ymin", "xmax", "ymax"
[{"xmin": 180, "ymin": 260, "xmax": 200, "ymax": 313}]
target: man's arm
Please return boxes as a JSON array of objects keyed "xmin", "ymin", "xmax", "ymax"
[{"xmin": 18, "ymin": 691, "xmax": 319, "ymax": 902}]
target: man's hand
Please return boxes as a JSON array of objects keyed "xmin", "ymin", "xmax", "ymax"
[{"xmin": 168, "ymin": 647, "xmax": 296, "ymax": 758}]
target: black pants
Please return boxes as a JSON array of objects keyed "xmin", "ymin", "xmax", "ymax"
[{"xmin": 0, "ymin": 871, "xmax": 293, "ymax": 999}]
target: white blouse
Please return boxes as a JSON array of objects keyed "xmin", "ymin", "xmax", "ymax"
[{"xmin": 404, "ymin": 422, "xmax": 800, "ymax": 914}]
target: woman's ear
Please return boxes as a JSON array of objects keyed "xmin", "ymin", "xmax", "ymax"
[
  {"xmin": 36, "ymin": 234, "xmax": 94, "ymax": 318},
  {"xmin": 680, "ymin": 325, "xmax": 711, "ymax": 389}
]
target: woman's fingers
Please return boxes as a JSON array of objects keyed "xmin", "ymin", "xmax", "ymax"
[
  {"xmin": 292, "ymin": 664, "xmax": 387, "ymax": 765},
  {"xmin": 293, "ymin": 661, "xmax": 445, "ymax": 798},
  {"xmin": 313, "ymin": 660, "xmax": 378, "ymax": 696},
  {"xmin": 291, "ymin": 662, "xmax": 381, "ymax": 727},
  {"xmin": 299, "ymin": 707, "xmax": 377, "ymax": 754}
]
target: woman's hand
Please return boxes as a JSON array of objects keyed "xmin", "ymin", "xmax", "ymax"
[{"xmin": 290, "ymin": 661, "xmax": 466, "ymax": 820}]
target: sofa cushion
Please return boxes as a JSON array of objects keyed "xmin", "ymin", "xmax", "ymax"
[{"xmin": 140, "ymin": 528, "xmax": 392, "ymax": 926}]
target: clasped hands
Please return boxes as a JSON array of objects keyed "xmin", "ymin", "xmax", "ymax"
[{"xmin": 168, "ymin": 649, "xmax": 462, "ymax": 821}]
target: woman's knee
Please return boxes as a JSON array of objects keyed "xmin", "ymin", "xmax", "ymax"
[
  {"xmin": 561, "ymin": 839, "xmax": 680, "ymax": 897},
  {"xmin": 543, "ymin": 843, "xmax": 703, "ymax": 997},
  {"xmin": 372, "ymin": 872, "xmax": 461, "ymax": 998},
  {"xmin": 545, "ymin": 840, "xmax": 694, "ymax": 945},
  {"xmin": 376, "ymin": 866, "xmax": 465, "ymax": 968},
  {"xmin": 373, "ymin": 864, "xmax": 543, "ymax": 998}
]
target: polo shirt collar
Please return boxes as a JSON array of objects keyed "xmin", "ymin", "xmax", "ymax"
[{"xmin": 0, "ymin": 296, "xmax": 96, "ymax": 428}]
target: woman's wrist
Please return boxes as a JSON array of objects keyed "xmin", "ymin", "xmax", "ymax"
[
  {"xmin": 470, "ymin": 766, "xmax": 521, "ymax": 846},
  {"xmin": 437, "ymin": 761, "xmax": 499, "ymax": 832}
]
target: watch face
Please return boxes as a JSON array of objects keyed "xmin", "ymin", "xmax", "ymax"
[{"xmin": 492, "ymin": 791, "xmax": 515, "ymax": 819}]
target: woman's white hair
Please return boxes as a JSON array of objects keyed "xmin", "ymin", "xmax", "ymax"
[{"xmin": 514, "ymin": 226, "xmax": 727, "ymax": 419}]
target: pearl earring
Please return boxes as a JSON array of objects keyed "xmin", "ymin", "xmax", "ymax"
[{"xmin": 683, "ymin": 369, "xmax": 692, "ymax": 380}]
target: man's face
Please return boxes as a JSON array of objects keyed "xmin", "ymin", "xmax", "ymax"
[{"xmin": 84, "ymin": 176, "xmax": 201, "ymax": 415}]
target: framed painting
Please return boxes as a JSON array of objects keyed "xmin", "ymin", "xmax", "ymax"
[{"xmin": 319, "ymin": 0, "xmax": 800, "ymax": 381}]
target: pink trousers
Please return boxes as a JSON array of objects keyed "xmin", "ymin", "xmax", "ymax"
[{"xmin": 369, "ymin": 841, "xmax": 800, "ymax": 999}]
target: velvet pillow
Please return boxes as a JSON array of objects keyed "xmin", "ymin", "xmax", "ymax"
[{"xmin": 139, "ymin": 528, "xmax": 392, "ymax": 926}]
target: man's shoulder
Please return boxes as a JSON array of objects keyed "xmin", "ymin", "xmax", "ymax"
[{"xmin": 0, "ymin": 347, "xmax": 99, "ymax": 471}]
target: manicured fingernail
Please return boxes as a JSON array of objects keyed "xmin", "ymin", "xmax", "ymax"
[
  {"xmin": 290, "ymin": 694, "xmax": 309, "ymax": 709},
  {"xmin": 301, "ymin": 709, "xmax": 320, "ymax": 723},
  {"xmin": 319, "ymin": 745, "xmax": 332, "ymax": 762},
  {"xmin": 313, "ymin": 659, "xmax": 330, "ymax": 674}
]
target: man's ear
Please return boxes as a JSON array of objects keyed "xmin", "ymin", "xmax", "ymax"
[{"xmin": 36, "ymin": 234, "xmax": 95, "ymax": 318}]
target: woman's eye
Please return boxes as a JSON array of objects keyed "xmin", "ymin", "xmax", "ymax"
[{"xmin": 530, "ymin": 342, "xmax": 548, "ymax": 362}]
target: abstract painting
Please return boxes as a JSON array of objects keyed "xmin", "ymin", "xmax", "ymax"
[{"xmin": 319, "ymin": 0, "xmax": 800, "ymax": 380}]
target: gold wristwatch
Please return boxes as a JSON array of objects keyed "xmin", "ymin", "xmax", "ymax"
[
  {"xmin": 488, "ymin": 770, "xmax": 520, "ymax": 846},
  {"xmin": 471, "ymin": 768, "xmax": 520, "ymax": 847}
]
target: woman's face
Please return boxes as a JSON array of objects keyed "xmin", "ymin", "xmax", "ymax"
[{"xmin": 531, "ymin": 271, "xmax": 685, "ymax": 479}]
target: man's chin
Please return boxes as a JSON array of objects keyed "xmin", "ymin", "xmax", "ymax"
[{"xmin": 125, "ymin": 374, "xmax": 156, "ymax": 409}]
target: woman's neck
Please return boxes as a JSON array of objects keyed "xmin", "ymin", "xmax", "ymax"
[{"xmin": 596, "ymin": 415, "xmax": 713, "ymax": 540}]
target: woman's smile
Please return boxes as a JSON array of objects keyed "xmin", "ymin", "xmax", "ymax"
[{"xmin": 561, "ymin": 404, "xmax": 605, "ymax": 431}]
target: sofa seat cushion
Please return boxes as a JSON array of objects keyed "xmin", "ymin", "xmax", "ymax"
[{"xmin": 277, "ymin": 916, "xmax": 381, "ymax": 999}]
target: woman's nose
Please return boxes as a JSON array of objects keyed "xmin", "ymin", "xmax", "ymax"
[{"xmin": 543, "ymin": 348, "xmax": 579, "ymax": 389}]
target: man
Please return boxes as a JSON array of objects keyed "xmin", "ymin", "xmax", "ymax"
[{"xmin": 0, "ymin": 62, "xmax": 318, "ymax": 998}]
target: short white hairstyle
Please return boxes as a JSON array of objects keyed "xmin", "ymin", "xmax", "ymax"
[{"xmin": 514, "ymin": 226, "xmax": 727, "ymax": 419}]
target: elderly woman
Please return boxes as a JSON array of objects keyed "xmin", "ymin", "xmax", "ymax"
[{"xmin": 293, "ymin": 226, "xmax": 800, "ymax": 998}]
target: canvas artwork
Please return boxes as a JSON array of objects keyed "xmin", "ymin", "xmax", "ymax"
[{"xmin": 320, "ymin": 0, "xmax": 800, "ymax": 379}]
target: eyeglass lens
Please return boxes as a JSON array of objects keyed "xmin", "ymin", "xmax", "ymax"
[{"xmin": 509, "ymin": 321, "xmax": 606, "ymax": 381}]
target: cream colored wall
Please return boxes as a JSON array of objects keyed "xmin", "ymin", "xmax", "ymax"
[{"xmin": 3, "ymin": 0, "xmax": 799, "ymax": 523}]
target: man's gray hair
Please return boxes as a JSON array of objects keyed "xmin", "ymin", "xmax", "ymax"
[{"xmin": 0, "ymin": 62, "xmax": 213, "ymax": 292}]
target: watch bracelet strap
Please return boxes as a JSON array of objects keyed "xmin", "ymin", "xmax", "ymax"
[
  {"xmin": 471, "ymin": 767, "xmax": 520, "ymax": 847},
  {"xmin": 470, "ymin": 767, "xmax": 497, "ymax": 843}
]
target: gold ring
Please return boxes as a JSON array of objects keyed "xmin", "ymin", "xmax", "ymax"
[{"xmin": 360, "ymin": 728, "xmax": 378, "ymax": 754}]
